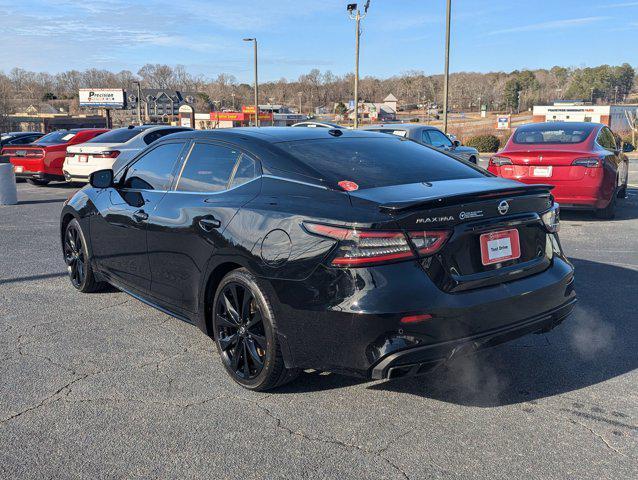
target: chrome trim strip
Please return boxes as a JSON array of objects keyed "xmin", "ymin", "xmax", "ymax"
[{"xmin": 262, "ymin": 174, "xmax": 329, "ymax": 190}]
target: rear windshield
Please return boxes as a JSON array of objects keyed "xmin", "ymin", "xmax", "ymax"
[
  {"xmin": 87, "ymin": 128, "xmax": 142, "ymax": 144},
  {"xmin": 278, "ymin": 137, "xmax": 484, "ymax": 189},
  {"xmin": 512, "ymin": 124, "xmax": 596, "ymax": 144},
  {"xmin": 35, "ymin": 130, "xmax": 76, "ymax": 145}
]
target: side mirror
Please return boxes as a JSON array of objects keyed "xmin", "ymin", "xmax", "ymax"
[
  {"xmin": 89, "ymin": 169, "xmax": 114, "ymax": 189},
  {"xmin": 623, "ymin": 143, "xmax": 635, "ymax": 153},
  {"xmin": 453, "ymin": 140, "xmax": 461, "ymax": 147}
]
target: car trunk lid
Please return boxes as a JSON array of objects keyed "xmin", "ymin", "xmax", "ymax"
[{"xmin": 349, "ymin": 178, "xmax": 555, "ymax": 292}]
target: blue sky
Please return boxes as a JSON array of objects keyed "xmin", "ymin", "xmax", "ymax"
[{"xmin": 1, "ymin": 0, "xmax": 637, "ymax": 82}]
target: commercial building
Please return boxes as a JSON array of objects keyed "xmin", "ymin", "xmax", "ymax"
[{"xmin": 532, "ymin": 101, "xmax": 638, "ymax": 131}]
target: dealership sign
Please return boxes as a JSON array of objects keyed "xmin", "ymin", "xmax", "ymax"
[
  {"xmin": 79, "ymin": 89, "xmax": 125, "ymax": 108},
  {"xmin": 496, "ymin": 115, "xmax": 511, "ymax": 130}
]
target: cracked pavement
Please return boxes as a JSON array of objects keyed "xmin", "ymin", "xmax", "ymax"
[{"xmin": 1, "ymin": 164, "xmax": 637, "ymax": 479}]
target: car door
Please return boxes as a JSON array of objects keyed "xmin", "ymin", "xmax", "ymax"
[
  {"xmin": 90, "ymin": 141, "xmax": 188, "ymax": 294},
  {"xmin": 146, "ymin": 141, "xmax": 261, "ymax": 313}
]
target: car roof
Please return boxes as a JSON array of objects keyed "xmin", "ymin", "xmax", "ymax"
[
  {"xmin": 515, "ymin": 121, "xmax": 604, "ymax": 130},
  {"xmin": 361, "ymin": 123, "xmax": 436, "ymax": 131},
  {"xmin": 164, "ymin": 126, "xmax": 380, "ymax": 144}
]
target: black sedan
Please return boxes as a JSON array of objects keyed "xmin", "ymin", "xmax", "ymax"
[{"xmin": 60, "ymin": 128, "xmax": 576, "ymax": 391}]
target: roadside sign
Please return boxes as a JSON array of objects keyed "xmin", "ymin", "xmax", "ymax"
[
  {"xmin": 79, "ymin": 89, "xmax": 125, "ymax": 109},
  {"xmin": 497, "ymin": 115, "xmax": 511, "ymax": 130}
]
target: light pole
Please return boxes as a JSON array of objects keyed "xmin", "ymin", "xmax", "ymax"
[
  {"xmin": 442, "ymin": 0, "xmax": 452, "ymax": 133},
  {"xmin": 347, "ymin": 1, "xmax": 371, "ymax": 129},
  {"xmin": 243, "ymin": 37, "xmax": 259, "ymax": 127},
  {"xmin": 133, "ymin": 81, "xmax": 142, "ymax": 125},
  {"xmin": 590, "ymin": 87, "xmax": 594, "ymax": 104},
  {"xmin": 614, "ymin": 85, "xmax": 619, "ymax": 104},
  {"xmin": 297, "ymin": 92, "xmax": 303, "ymax": 115}
]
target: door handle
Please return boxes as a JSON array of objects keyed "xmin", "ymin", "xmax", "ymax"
[
  {"xmin": 199, "ymin": 216, "xmax": 221, "ymax": 232},
  {"xmin": 133, "ymin": 210, "xmax": 148, "ymax": 222}
]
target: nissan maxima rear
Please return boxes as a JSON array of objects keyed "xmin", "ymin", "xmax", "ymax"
[{"xmin": 60, "ymin": 128, "xmax": 576, "ymax": 391}]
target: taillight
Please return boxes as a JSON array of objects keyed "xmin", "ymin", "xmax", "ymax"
[
  {"xmin": 490, "ymin": 155, "xmax": 512, "ymax": 166},
  {"xmin": 571, "ymin": 157, "xmax": 601, "ymax": 168},
  {"xmin": 303, "ymin": 222, "xmax": 450, "ymax": 267},
  {"xmin": 541, "ymin": 203, "xmax": 560, "ymax": 233},
  {"xmin": 92, "ymin": 150, "xmax": 120, "ymax": 159}
]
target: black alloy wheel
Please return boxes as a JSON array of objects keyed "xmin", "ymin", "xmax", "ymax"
[
  {"xmin": 212, "ymin": 268, "xmax": 299, "ymax": 391},
  {"xmin": 63, "ymin": 219, "xmax": 104, "ymax": 293},
  {"xmin": 64, "ymin": 223, "xmax": 86, "ymax": 288},
  {"xmin": 215, "ymin": 282, "xmax": 267, "ymax": 380}
]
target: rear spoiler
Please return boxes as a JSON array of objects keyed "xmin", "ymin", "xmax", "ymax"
[{"xmin": 379, "ymin": 184, "xmax": 554, "ymax": 212}]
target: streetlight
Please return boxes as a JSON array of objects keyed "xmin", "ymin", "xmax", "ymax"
[
  {"xmin": 297, "ymin": 92, "xmax": 303, "ymax": 115},
  {"xmin": 243, "ymin": 37, "xmax": 259, "ymax": 127},
  {"xmin": 590, "ymin": 87, "xmax": 595, "ymax": 104},
  {"xmin": 132, "ymin": 81, "xmax": 142, "ymax": 125},
  {"xmin": 442, "ymin": 0, "xmax": 452, "ymax": 133},
  {"xmin": 231, "ymin": 92, "xmax": 236, "ymax": 110},
  {"xmin": 614, "ymin": 85, "xmax": 619, "ymax": 104},
  {"xmin": 347, "ymin": 1, "xmax": 371, "ymax": 129}
]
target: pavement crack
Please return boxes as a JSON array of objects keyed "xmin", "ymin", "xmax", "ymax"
[
  {"xmin": 0, "ymin": 374, "xmax": 89, "ymax": 424},
  {"xmin": 569, "ymin": 419, "xmax": 626, "ymax": 457},
  {"xmin": 243, "ymin": 399, "xmax": 412, "ymax": 479}
]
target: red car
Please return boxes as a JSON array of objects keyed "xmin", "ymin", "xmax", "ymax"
[
  {"xmin": 488, "ymin": 122, "xmax": 629, "ymax": 218},
  {"xmin": 2, "ymin": 128, "xmax": 108, "ymax": 186}
]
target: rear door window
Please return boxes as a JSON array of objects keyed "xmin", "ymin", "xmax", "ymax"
[
  {"xmin": 144, "ymin": 129, "xmax": 187, "ymax": 145},
  {"xmin": 278, "ymin": 137, "xmax": 483, "ymax": 189},
  {"xmin": 176, "ymin": 143, "xmax": 242, "ymax": 192},
  {"xmin": 123, "ymin": 142, "xmax": 186, "ymax": 190}
]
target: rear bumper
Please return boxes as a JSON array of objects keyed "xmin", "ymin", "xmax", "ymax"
[
  {"xmin": 371, "ymin": 296, "xmax": 576, "ymax": 379},
  {"xmin": 489, "ymin": 166, "xmax": 608, "ymax": 209},
  {"xmin": 267, "ymin": 254, "xmax": 576, "ymax": 378}
]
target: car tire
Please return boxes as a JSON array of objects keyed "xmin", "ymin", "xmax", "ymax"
[
  {"xmin": 212, "ymin": 268, "xmax": 300, "ymax": 391},
  {"xmin": 595, "ymin": 190, "xmax": 617, "ymax": 219},
  {"xmin": 27, "ymin": 179, "xmax": 50, "ymax": 186},
  {"xmin": 63, "ymin": 218, "xmax": 105, "ymax": 293},
  {"xmin": 617, "ymin": 182, "xmax": 627, "ymax": 198}
]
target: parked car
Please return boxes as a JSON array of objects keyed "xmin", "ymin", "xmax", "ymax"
[
  {"xmin": 1, "ymin": 131, "xmax": 44, "ymax": 148},
  {"xmin": 63, "ymin": 125, "xmax": 191, "ymax": 183},
  {"xmin": 3, "ymin": 128, "xmax": 109, "ymax": 185},
  {"xmin": 488, "ymin": 122, "xmax": 629, "ymax": 219},
  {"xmin": 360, "ymin": 123, "xmax": 479, "ymax": 163},
  {"xmin": 60, "ymin": 127, "xmax": 575, "ymax": 391}
]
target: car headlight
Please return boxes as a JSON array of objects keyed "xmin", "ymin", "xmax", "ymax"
[{"xmin": 541, "ymin": 203, "xmax": 560, "ymax": 233}]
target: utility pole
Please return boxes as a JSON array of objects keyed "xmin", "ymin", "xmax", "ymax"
[
  {"xmin": 298, "ymin": 92, "xmax": 303, "ymax": 115},
  {"xmin": 614, "ymin": 85, "xmax": 619, "ymax": 104},
  {"xmin": 133, "ymin": 81, "xmax": 142, "ymax": 125},
  {"xmin": 348, "ymin": 1, "xmax": 371, "ymax": 129},
  {"xmin": 243, "ymin": 38, "xmax": 259, "ymax": 126},
  {"xmin": 590, "ymin": 87, "xmax": 594, "ymax": 104},
  {"xmin": 442, "ymin": 0, "xmax": 452, "ymax": 133}
]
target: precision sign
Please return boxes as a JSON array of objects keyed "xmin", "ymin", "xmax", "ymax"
[{"xmin": 79, "ymin": 88, "xmax": 125, "ymax": 108}]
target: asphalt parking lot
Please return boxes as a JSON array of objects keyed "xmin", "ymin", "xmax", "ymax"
[{"xmin": 1, "ymin": 164, "xmax": 637, "ymax": 479}]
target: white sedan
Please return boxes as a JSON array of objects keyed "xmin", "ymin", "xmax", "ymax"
[{"xmin": 63, "ymin": 125, "xmax": 191, "ymax": 182}]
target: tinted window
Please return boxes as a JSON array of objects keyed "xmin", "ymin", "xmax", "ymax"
[
  {"xmin": 513, "ymin": 124, "xmax": 596, "ymax": 144},
  {"xmin": 230, "ymin": 155, "xmax": 256, "ymax": 188},
  {"xmin": 9, "ymin": 136, "xmax": 37, "ymax": 145},
  {"xmin": 177, "ymin": 143, "xmax": 241, "ymax": 192},
  {"xmin": 368, "ymin": 129, "xmax": 407, "ymax": 137},
  {"xmin": 279, "ymin": 137, "xmax": 483, "ymax": 189},
  {"xmin": 598, "ymin": 128, "xmax": 616, "ymax": 150},
  {"xmin": 143, "ymin": 129, "xmax": 186, "ymax": 145},
  {"xmin": 88, "ymin": 128, "xmax": 144, "ymax": 144},
  {"xmin": 427, "ymin": 130, "xmax": 452, "ymax": 148},
  {"xmin": 421, "ymin": 130, "xmax": 432, "ymax": 144},
  {"xmin": 123, "ymin": 142, "xmax": 185, "ymax": 190},
  {"xmin": 35, "ymin": 130, "xmax": 77, "ymax": 145}
]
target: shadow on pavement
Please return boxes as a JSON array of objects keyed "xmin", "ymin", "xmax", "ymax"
[
  {"xmin": 0, "ymin": 271, "xmax": 67, "ymax": 285},
  {"xmin": 367, "ymin": 258, "xmax": 637, "ymax": 406},
  {"xmin": 17, "ymin": 198, "xmax": 68, "ymax": 205},
  {"xmin": 560, "ymin": 187, "xmax": 638, "ymax": 222}
]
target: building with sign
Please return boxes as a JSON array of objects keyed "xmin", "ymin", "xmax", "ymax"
[{"xmin": 532, "ymin": 101, "xmax": 638, "ymax": 131}]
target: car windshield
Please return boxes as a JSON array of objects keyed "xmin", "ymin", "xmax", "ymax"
[
  {"xmin": 278, "ymin": 137, "xmax": 483, "ymax": 189},
  {"xmin": 35, "ymin": 130, "xmax": 76, "ymax": 145},
  {"xmin": 512, "ymin": 124, "xmax": 596, "ymax": 144},
  {"xmin": 87, "ymin": 128, "xmax": 141, "ymax": 144}
]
